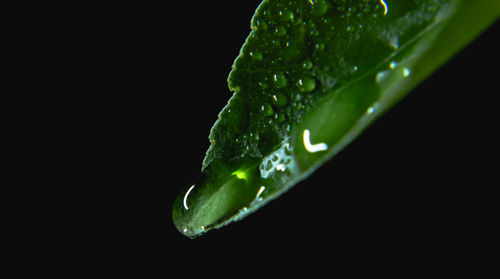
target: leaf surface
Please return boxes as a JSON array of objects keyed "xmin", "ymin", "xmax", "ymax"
[{"xmin": 172, "ymin": 0, "xmax": 499, "ymax": 238}]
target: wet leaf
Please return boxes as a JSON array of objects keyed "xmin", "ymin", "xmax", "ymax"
[{"xmin": 172, "ymin": 0, "xmax": 499, "ymax": 238}]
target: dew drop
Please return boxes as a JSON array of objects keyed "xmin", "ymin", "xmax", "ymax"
[
  {"xmin": 375, "ymin": 70, "xmax": 388, "ymax": 83},
  {"xmin": 310, "ymin": 0, "xmax": 329, "ymax": 16},
  {"xmin": 297, "ymin": 77, "xmax": 316, "ymax": 93},
  {"xmin": 389, "ymin": 61, "xmax": 397, "ymax": 69},
  {"xmin": 272, "ymin": 93, "xmax": 289, "ymax": 108},
  {"xmin": 315, "ymin": 43, "xmax": 325, "ymax": 51},
  {"xmin": 389, "ymin": 36, "xmax": 400, "ymax": 49},
  {"xmin": 274, "ymin": 26, "xmax": 287, "ymax": 36},
  {"xmin": 273, "ymin": 72, "xmax": 288, "ymax": 89},
  {"xmin": 302, "ymin": 60, "xmax": 313, "ymax": 70},
  {"xmin": 402, "ymin": 68, "xmax": 411, "ymax": 77},
  {"xmin": 294, "ymin": 101, "xmax": 303, "ymax": 110},
  {"xmin": 309, "ymin": 28, "xmax": 319, "ymax": 36},
  {"xmin": 261, "ymin": 103, "xmax": 274, "ymax": 116},
  {"xmin": 250, "ymin": 51, "xmax": 263, "ymax": 61},
  {"xmin": 253, "ymin": 19, "xmax": 268, "ymax": 31},
  {"xmin": 278, "ymin": 10, "xmax": 294, "ymax": 22},
  {"xmin": 275, "ymin": 112, "xmax": 286, "ymax": 123}
]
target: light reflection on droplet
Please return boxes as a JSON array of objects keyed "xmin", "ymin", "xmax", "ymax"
[
  {"xmin": 380, "ymin": 0, "xmax": 389, "ymax": 15},
  {"xmin": 183, "ymin": 185, "xmax": 195, "ymax": 210},
  {"xmin": 303, "ymin": 129, "xmax": 328, "ymax": 153},
  {"xmin": 256, "ymin": 186, "xmax": 266, "ymax": 201}
]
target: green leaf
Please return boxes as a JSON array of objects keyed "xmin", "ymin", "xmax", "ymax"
[{"xmin": 172, "ymin": 0, "xmax": 499, "ymax": 238}]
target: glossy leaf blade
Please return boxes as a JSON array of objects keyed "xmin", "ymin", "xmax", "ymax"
[{"xmin": 172, "ymin": 0, "xmax": 499, "ymax": 238}]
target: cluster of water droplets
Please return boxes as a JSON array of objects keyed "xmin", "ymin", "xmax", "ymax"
[
  {"xmin": 227, "ymin": 0, "xmax": 427, "ymax": 159},
  {"xmin": 245, "ymin": 1, "xmax": 340, "ymax": 131}
]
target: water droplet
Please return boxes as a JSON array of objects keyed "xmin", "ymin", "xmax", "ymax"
[
  {"xmin": 273, "ymin": 72, "xmax": 288, "ymax": 88},
  {"xmin": 261, "ymin": 103, "xmax": 274, "ymax": 116},
  {"xmin": 294, "ymin": 101, "xmax": 303, "ymax": 110},
  {"xmin": 302, "ymin": 60, "xmax": 313, "ymax": 70},
  {"xmin": 252, "ymin": 19, "xmax": 268, "ymax": 31},
  {"xmin": 278, "ymin": 10, "xmax": 294, "ymax": 22},
  {"xmin": 389, "ymin": 36, "xmax": 400, "ymax": 49},
  {"xmin": 375, "ymin": 70, "xmax": 389, "ymax": 83},
  {"xmin": 389, "ymin": 61, "xmax": 397, "ymax": 69},
  {"xmin": 309, "ymin": 28, "xmax": 319, "ymax": 36},
  {"xmin": 274, "ymin": 26, "xmax": 287, "ymax": 36},
  {"xmin": 315, "ymin": 43, "xmax": 325, "ymax": 51},
  {"xmin": 310, "ymin": 0, "xmax": 329, "ymax": 16},
  {"xmin": 403, "ymin": 68, "xmax": 411, "ymax": 77},
  {"xmin": 353, "ymin": 66, "xmax": 359, "ymax": 72},
  {"xmin": 297, "ymin": 77, "xmax": 316, "ymax": 93},
  {"xmin": 272, "ymin": 93, "xmax": 289, "ymax": 108},
  {"xmin": 274, "ymin": 112, "xmax": 286, "ymax": 123},
  {"xmin": 250, "ymin": 51, "xmax": 263, "ymax": 61}
]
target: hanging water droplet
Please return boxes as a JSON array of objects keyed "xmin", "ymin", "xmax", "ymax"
[{"xmin": 297, "ymin": 77, "xmax": 316, "ymax": 93}]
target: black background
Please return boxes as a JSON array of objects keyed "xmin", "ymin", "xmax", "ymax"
[{"xmin": 96, "ymin": 0, "xmax": 498, "ymax": 257}]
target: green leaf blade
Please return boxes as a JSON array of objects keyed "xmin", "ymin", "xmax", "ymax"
[{"xmin": 172, "ymin": 0, "xmax": 499, "ymax": 238}]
